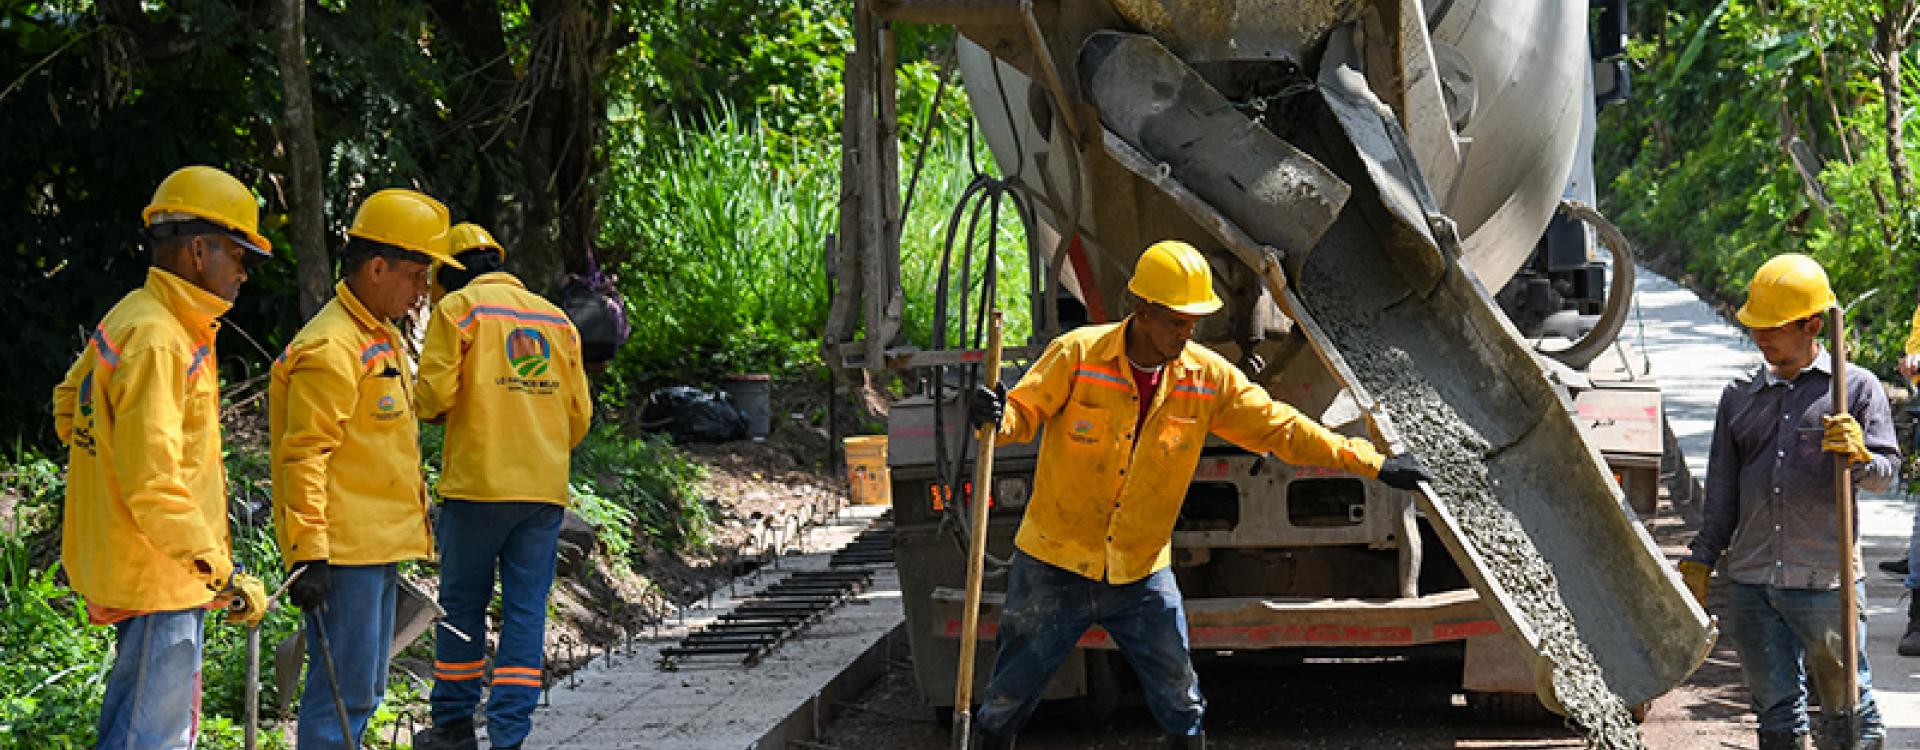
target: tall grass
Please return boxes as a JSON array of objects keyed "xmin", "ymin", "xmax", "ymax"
[{"xmin": 599, "ymin": 105, "xmax": 1032, "ymax": 380}]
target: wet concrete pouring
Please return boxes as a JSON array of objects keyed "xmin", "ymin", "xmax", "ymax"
[{"xmin": 1297, "ymin": 267, "xmax": 1645, "ymax": 750}]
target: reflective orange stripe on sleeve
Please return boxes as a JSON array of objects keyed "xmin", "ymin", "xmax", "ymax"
[{"xmin": 90, "ymin": 327, "xmax": 123, "ymax": 370}]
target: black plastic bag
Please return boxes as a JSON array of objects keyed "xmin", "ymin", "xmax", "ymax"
[
  {"xmin": 558, "ymin": 266, "xmax": 631, "ymax": 371},
  {"xmin": 641, "ymin": 386, "xmax": 748, "ymax": 443}
]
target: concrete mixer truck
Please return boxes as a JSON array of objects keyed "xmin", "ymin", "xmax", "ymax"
[{"xmin": 821, "ymin": 0, "xmax": 1714, "ymax": 723}]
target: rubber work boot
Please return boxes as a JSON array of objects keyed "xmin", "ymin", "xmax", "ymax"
[
  {"xmin": 1166, "ymin": 733, "xmax": 1206, "ymax": 750},
  {"xmin": 1900, "ymin": 595, "xmax": 1920, "ymax": 657},
  {"xmin": 1813, "ymin": 712, "xmax": 1871, "ymax": 750},
  {"xmin": 1757, "ymin": 732, "xmax": 1809, "ymax": 750},
  {"xmin": 413, "ymin": 719, "xmax": 478, "ymax": 750}
]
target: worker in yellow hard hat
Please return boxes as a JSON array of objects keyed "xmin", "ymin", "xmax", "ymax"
[
  {"xmin": 410, "ymin": 222, "xmax": 591, "ymax": 750},
  {"xmin": 50, "ymin": 165, "xmax": 271, "ymax": 748},
  {"xmin": 963, "ymin": 239, "xmax": 1431, "ymax": 749},
  {"xmin": 269, "ymin": 187, "xmax": 459, "ymax": 750},
  {"xmin": 1680, "ymin": 253, "xmax": 1893, "ymax": 750},
  {"xmin": 1893, "ymin": 302, "xmax": 1920, "ymax": 660}
]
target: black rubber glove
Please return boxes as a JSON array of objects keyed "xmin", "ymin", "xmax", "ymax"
[
  {"xmin": 1377, "ymin": 453, "xmax": 1434, "ymax": 491},
  {"xmin": 967, "ymin": 384, "xmax": 1005, "ymax": 429},
  {"xmin": 288, "ymin": 560, "xmax": 332, "ymax": 610}
]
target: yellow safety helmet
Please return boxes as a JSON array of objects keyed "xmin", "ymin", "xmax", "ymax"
[
  {"xmin": 448, "ymin": 222, "xmax": 504, "ymax": 259},
  {"xmin": 1127, "ymin": 240, "xmax": 1223, "ymax": 315},
  {"xmin": 141, "ymin": 166, "xmax": 272, "ymax": 258},
  {"xmin": 1736, "ymin": 253, "xmax": 1836, "ymax": 329},
  {"xmin": 347, "ymin": 188, "xmax": 462, "ymax": 269}
]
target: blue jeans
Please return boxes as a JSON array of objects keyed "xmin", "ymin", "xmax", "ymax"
[
  {"xmin": 975, "ymin": 552, "xmax": 1204, "ymax": 737},
  {"xmin": 96, "ymin": 608, "xmax": 206, "ymax": 750},
  {"xmin": 298, "ymin": 564, "xmax": 397, "ymax": 750},
  {"xmin": 430, "ymin": 500, "xmax": 562, "ymax": 748},
  {"xmin": 1725, "ymin": 582, "xmax": 1883, "ymax": 738}
]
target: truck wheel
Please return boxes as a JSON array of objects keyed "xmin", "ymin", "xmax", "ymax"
[{"xmin": 1464, "ymin": 691, "xmax": 1558, "ymax": 724}]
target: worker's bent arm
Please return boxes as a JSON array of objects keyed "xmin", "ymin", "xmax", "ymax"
[
  {"xmin": 51, "ymin": 353, "xmax": 85, "ymax": 445},
  {"xmin": 1853, "ymin": 370, "xmax": 1900, "ymax": 492},
  {"xmin": 415, "ymin": 302, "xmax": 468, "ymax": 423},
  {"xmin": 562, "ymin": 326, "xmax": 592, "ymax": 447},
  {"xmin": 1208, "ymin": 365, "xmax": 1384, "ymax": 477},
  {"xmin": 996, "ymin": 337, "xmax": 1076, "ymax": 445},
  {"xmin": 1687, "ymin": 385, "xmax": 1742, "ymax": 567},
  {"xmin": 108, "ymin": 345, "xmax": 225, "ymax": 577},
  {"xmin": 273, "ymin": 343, "xmax": 356, "ymax": 563}
]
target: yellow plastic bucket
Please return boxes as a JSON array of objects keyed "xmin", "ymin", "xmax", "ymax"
[{"xmin": 843, "ymin": 435, "xmax": 891, "ymax": 506}]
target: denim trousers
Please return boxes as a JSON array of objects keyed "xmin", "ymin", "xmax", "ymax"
[
  {"xmin": 298, "ymin": 564, "xmax": 398, "ymax": 750},
  {"xmin": 1905, "ymin": 503, "xmax": 1920, "ymax": 590},
  {"xmin": 96, "ymin": 608, "xmax": 206, "ymax": 750},
  {"xmin": 975, "ymin": 551, "xmax": 1205, "ymax": 737},
  {"xmin": 1725, "ymin": 582, "xmax": 1883, "ymax": 738},
  {"xmin": 430, "ymin": 500, "xmax": 563, "ymax": 748}
]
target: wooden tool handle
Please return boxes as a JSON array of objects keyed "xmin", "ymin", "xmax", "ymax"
[{"xmin": 951, "ymin": 311, "xmax": 1005, "ymax": 749}]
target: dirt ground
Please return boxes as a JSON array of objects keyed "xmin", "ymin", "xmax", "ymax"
[{"xmin": 816, "ymin": 511, "xmax": 1756, "ymax": 750}]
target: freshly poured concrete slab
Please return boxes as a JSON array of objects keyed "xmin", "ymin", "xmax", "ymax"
[{"xmin": 522, "ymin": 505, "xmax": 905, "ymax": 750}]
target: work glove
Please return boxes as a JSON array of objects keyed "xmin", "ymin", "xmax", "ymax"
[
  {"xmin": 220, "ymin": 572, "xmax": 270, "ymax": 627},
  {"xmin": 1376, "ymin": 453, "xmax": 1433, "ymax": 491},
  {"xmin": 1677, "ymin": 560, "xmax": 1711, "ymax": 606},
  {"xmin": 1822, "ymin": 414, "xmax": 1873, "ymax": 465},
  {"xmin": 967, "ymin": 384, "xmax": 1005, "ymax": 430},
  {"xmin": 287, "ymin": 560, "xmax": 332, "ymax": 611}
]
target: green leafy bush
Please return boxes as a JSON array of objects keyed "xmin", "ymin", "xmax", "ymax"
[{"xmin": 571, "ymin": 425, "xmax": 710, "ymax": 554}]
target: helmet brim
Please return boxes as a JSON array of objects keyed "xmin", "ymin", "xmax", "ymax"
[{"xmin": 1164, "ymin": 297, "xmax": 1224, "ymax": 316}]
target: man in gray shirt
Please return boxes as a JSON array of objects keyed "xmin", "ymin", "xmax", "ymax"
[{"xmin": 1681, "ymin": 253, "xmax": 1897, "ymax": 750}]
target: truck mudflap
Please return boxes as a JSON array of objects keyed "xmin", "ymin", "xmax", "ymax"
[{"xmin": 930, "ymin": 586, "xmax": 1499, "ymax": 650}]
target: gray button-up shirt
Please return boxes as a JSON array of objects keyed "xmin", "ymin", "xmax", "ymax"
[{"xmin": 1686, "ymin": 350, "xmax": 1897, "ymax": 588}]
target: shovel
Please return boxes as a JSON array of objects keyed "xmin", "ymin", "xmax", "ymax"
[
  {"xmin": 951, "ymin": 310, "xmax": 1004, "ymax": 750},
  {"xmin": 1828, "ymin": 305, "xmax": 1861, "ymax": 746},
  {"xmin": 232, "ymin": 565, "xmax": 305, "ymax": 750}
]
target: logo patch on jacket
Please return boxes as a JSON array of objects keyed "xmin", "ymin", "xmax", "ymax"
[
  {"xmin": 507, "ymin": 328, "xmax": 552, "ymax": 377},
  {"xmin": 78, "ymin": 371, "xmax": 94, "ymax": 418},
  {"xmin": 373, "ymin": 394, "xmax": 405, "ymax": 421},
  {"xmin": 497, "ymin": 327, "xmax": 561, "ymax": 395}
]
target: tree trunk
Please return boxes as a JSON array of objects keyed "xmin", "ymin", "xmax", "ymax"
[
  {"xmin": 275, "ymin": 0, "xmax": 329, "ymax": 318},
  {"xmin": 1877, "ymin": 2, "xmax": 1914, "ymax": 204}
]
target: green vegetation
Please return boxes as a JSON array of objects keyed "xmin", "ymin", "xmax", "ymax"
[
  {"xmin": 0, "ymin": 0, "xmax": 1029, "ymax": 742},
  {"xmin": 570, "ymin": 425, "xmax": 710, "ymax": 559},
  {"xmin": 1600, "ymin": 0, "xmax": 1920, "ymax": 370}
]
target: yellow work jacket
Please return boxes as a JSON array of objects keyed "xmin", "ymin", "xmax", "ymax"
[
  {"xmin": 269, "ymin": 281, "xmax": 432, "ymax": 566},
  {"xmin": 995, "ymin": 320, "xmax": 1386, "ymax": 584},
  {"xmin": 52, "ymin": 269, "xmax": 233, "ymax": 611},
  {"xmin": 1906, "ymin": 304, "xmax": 1920, "ymax": 355},
  {"xmin": 417, "ymin": 273, "xmax": 591, "ymax": 505}
]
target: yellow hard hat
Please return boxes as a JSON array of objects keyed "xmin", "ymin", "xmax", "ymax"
[
  {"xmin": 1736, "ymin": 253, "xmax": 1836, "ymax": 328},
  {"xmin": 348, "ymin": 188, "xmax": 462, "ymax": 269},
  {"xmin": 141, "ymin": 166, "xmax": 272, "ymax": 258},
  {"xmin": 1127, "ymin": 240, "xmax": 1223, "ymax": 315},
  {"xmin": 448, "ymin": 222, "xmax": 505, "ymax": 260}
]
